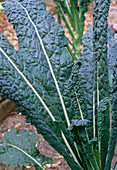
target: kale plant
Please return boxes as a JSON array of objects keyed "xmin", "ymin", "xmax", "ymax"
[{"xmin": 0, "ymin": 0, "xmax": 117, "ymax": 169}]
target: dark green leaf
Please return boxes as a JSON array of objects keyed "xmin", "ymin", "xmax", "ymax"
[
  {"xmin": 104, "ymin": 61, "xmax": 117, "ymax": 170},
  {"xmin": 0, "ymin": 0, "xmax": 83, "ymax": 169},
  {"xmin": 93, "ymin": 1, "xmax": 110, "ymax": 168},
  {"xmin": 97, "ymin": 97, "xmax": 110, "ymax": 141},
  {"xmin": 0, "ymin": 129, "xmax": 52, "ymax": 169},
  {"xmin": 107, "ymin": 27, "xmax": 117, "ymax": 85},
  {"xmin": 68, "ymin": 119, "xmax": 89, "ymax": 130},
  {"xmin": 79, "ymin": 25, "xmax": 117, "ymax": 138},
  {"xmin": 78, "ymin": 26, "xmax": 94, "ymax": 138}
]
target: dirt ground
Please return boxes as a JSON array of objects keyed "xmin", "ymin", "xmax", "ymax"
[
  {"xmin": 0, "ymin": 112, "xmax": 71, "ymax": 170},
  {"xmin": 0, "ymin": 1, "xmax": 117, "ymax": 170},
  {"xmin": 0, "ymin": 111, "xmax": 117, "ymax": 170}
]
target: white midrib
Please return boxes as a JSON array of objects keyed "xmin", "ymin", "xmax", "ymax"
[
  {"xmin": 1, "ymin": 143, "xmax": 45, "ymax": 170},
  {"xmin": 18, "ymin": 2, "xmax": 70, "ymax": 127},
  {"xmin": 61, "ymin": 131, "xmax": 83, "ymax": 170},
  {"xmin": 74, "ymin": 90, "xmax": 84, "ymax": 120},
  {"xmin": 93, "ymin": 91, "xmax": 96, "ymax": 138},
  {"xmin": 74, "ymin": 90, "xmax": 89, "ymax": 141},
  {"xmin": 93, "ymin": 61, "xmax": 99, "ymax": 139},
  {"xmin": 97, "ymin": 62, "xmax": 101, "ymax": 162},
  {"xmin": 1, "ymin": 2, "xmax": 80, "ymax": 167},
  {"xmin": 97, "ymin": 62, "xmax": 99, "ymax": 108},
  {"xmin": 0, "ymin": 47, "xmax": 55, "ymax": 122},
  {"xmin": 19, "ymin": 3, "xmax": 82, "ymax": 167},
  {"xmin": 0, "ymin": 48, "xmax": 79, "ymax": 167}
]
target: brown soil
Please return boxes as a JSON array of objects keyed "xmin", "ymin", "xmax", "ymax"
[{"xmin": 0, "ymin": 112, "xmax": 71, "ymax": 170}]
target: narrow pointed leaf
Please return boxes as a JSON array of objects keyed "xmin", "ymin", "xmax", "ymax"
[
  {"xmin": 93, "ymin": 1, "xmax": 110, "ymax": 168},
  {"xmin": 78, "ymin": 26, "xmax": 94, "ymax": 138},
  {"xmin": 97, "ymin": 97, "xmax": 110, "ymax": 141},
  {"xmin": 104, "ymin": 61, "xmax": 117, "ymax": 170}
]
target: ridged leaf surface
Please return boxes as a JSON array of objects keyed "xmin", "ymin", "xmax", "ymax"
[
  {"xmin": 0, "ymin": 129, "xmax": 52, "ymax": 169},
  {"xmin": 93, "ymin": 0, "xmax": 110, "ymax": 168},
  {"xmin": 104, "ymin": 61, "xmax": 117, "ymax": 170},
  {"xmin": 79, "ymin": 25, "xmax": 117, "ymax": 139},
  {"xmin": 0, "ymin": 0, "xmax": 83, "ymax": 169}
]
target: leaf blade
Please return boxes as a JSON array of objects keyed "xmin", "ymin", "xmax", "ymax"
[
  {"xmin": 93, "ymin": 0, "xmax": 110, "ymax": 168},
  {"xmin": 0, "ymin": 129, "xmax": 52, "ymax": 169},
  {"xmin": 0, "ymin": 0, "xmax": 82, "ymax": 169}
]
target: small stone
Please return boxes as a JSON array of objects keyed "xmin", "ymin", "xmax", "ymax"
[
  {"xmin": 14, "ymin": 123, "xmax": 21, "ymax": 129},
  {"xmin": 25, "ymin": 165, "xmax": 31, "ymax": 169}
]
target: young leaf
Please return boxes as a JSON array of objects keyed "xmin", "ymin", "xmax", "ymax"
[
  {"xmin": 78, "ymin": 26, "xmax": 94, "ymax": 138},
  {"xmin": 0, "ymin": 129, "xmax": 52, "ymax": 169},
  {"xmin": 93, "ymin": 0, "xmax": 110, "ymax": 168},
  {"xmin": 68, "ymin": 118, "xmax": 99, "ymax": 170},
  {"xmin": 107, "ymin": 27, "xmax": 117, "ymax": 85},
  {"xmin": 104, "ymin": 61, "xmax": 117, "ymax": 170},
  {"xmin": 97, "ymin": 97, "xmax": 110, "ymax": 143},
  {"xmin": 92, "ymin": 1, "xmax": 111, "ymax": 168},
  {"xmin": 79, "ymin": 25, "xmax": 117, "ymax": 139}
]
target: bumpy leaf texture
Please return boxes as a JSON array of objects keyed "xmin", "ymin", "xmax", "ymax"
[
  {"xmin": 0, "ymin": 129, "xmax": 52, "ymax": 169},
  {"xmin": 104, "ymin": 61, "xmax": 117, "ymax": 170},
  {"xmin": 93, "ymin": 0, "xmax": 110, "ymax": 168},
  {"xmin": 78, "ymin": 26, "xmax": 94, "ymax": 137},
  {"xmin": 79, "ymin": 25, "xmax": 117, "ymax": 139},
  {"xmin": 79, "ymin": 0, "xmax": 117, "ymax": 169},
  {"xmin": 107, "ymin": 27, "xmax": 117, "ymax": 85},
  {"xmin": 0, "ymin": 0, "xmax": 85, "ymax": 169}
]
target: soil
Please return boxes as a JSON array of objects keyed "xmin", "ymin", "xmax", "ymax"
[
  {"xmin": 0, "ymin": 112, "xmax": 117, "ymax": 170},
  {"xmin": 0, "ymin": 1, "xmax": 117, "ymax": 170},
  {"xmin": 0, "ymin": 112, "xmax": 71, "ymax": 170}
]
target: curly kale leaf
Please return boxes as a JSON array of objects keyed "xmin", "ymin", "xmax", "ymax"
[{"xmin": 0, "ymin": 129, "xmax": 52, "ymax": 169}]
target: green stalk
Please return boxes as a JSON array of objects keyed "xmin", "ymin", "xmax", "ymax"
[
  {"xmin": 63, "ymin": 0, "xmax": 75, "ymax": 30},
  {"xmin": 66, "ymin": 45, "xmax": 76, "ymax": 60},
  {"xmin": 74, "ymin": 87, "xmax": 100, "ymax": 169},
  {"xmin": 58, "ymin": 3, "xmax": 75, "ymax": 38},
  {"xmin": 70, "ymin": 0, "xmax": 79, "ymax": 33},
  {"xmin": 0, "ymin": 3, "xmax": 4, "ymax": 14},
  {"xmin": 76, "ymin": 129, "xmax": 98, "ymax": 170},
  {"xmin": 65, "ymin": 0, "xmax": 72, "ymax": 15}
]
